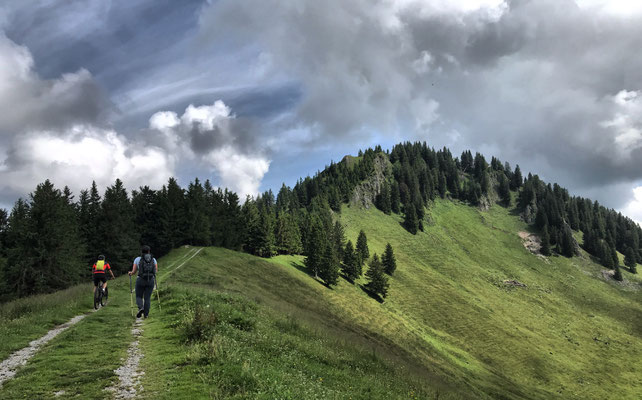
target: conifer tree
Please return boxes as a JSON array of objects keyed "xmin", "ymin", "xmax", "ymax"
[
  {"xmin": 132, "ymin": 186, "xmax": 161, "ymax": 255},
  {"xmin": 511, "ymin": 164, "xmax": 523, "ymax": 190},
  {"xmin": 275, "ymin": 213, "xmax": 303, "ymax": 254},
  {"xmin": 356, "ymin": 230, "xmax": 369, "ymax": 265},
  {"xmin": 613, "ymin": 265, "xmax": 623, "ymax": 281},
  {"xmin": 319, "ymin": 241, "xmax": 340, "ymax": 287},
  {"xmin": 390, "ymin": 181, "xmax": 401, "ymax": 214},
  {"xmin": 185, "ymin": 178, "xmax": 211, "ymax": 246},
  {"xmin": 101, "ymin": 179, "xmax": 139, "ymax": 274},
  {"xmin": 601, "ymin": 242, "xmax": 615, "ymax": 269},
  {"xmin": 333, "ymin": 221, "xmax": 346, "ymax": 259},
  {"xmin": 498, "ymin": 174, "xmax": 511, "ymax": 205},
  {"xmin": 561, "ymin": 227, "xmax": 575, "ymax": 258},
  {"xmin": 304, "ymin": 215, "xmax": 326, "ymax": 278},
  {"xmin": 541, "ymin": 225, "xmax": 552, "ymax": 256},
  {"xmin": 403, "ymin": 202, "xmax": 419, "ymax": 235},
  {"xmin": 382, "ymin": 243, "xmax": 397, "ymax": 275},
  {"xmin": 365, "ymin": 254, "xmax": 389, "ymax": 300},
  {"xmin": 376, "ymin": 183, "xmax": 392, "ymax": 214},
  {"xmin": 342, "ymin": 240, "xmax": 359, "ymax": 282},
  {"xmin": 624, "ymin": 247, "xmax": 637, "ymax": 273}
]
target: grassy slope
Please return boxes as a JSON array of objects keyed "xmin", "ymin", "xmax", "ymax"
[
  {"xmin": 0, "ymin": 199, "xmax": 640, "ymax": 399},
  {"xmin": 338, "ymin": 199, "xmax": 641, "ymax": 399}
]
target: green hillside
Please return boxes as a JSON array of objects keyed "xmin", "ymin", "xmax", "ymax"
[{"xmin": 1, "ymin": 198, "xmax": 639, "ymax": 399}]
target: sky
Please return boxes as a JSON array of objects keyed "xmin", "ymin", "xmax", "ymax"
[{"xmin": 0, "ymin": 0, "xmax": 641, "ymax": 225}]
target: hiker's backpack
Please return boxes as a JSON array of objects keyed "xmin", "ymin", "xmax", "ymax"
[
  {"xmin": 139, "ymin": 254, "xmax": 155, "ymax": 279},
  {"xmin": 95, "ymin": 260, "xmax": 105, "ymax": 272}
]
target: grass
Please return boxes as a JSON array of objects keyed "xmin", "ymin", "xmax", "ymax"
[
  {"xmin": 0, "ymin": 199, "xmax": 640, "ymax": 399},
  {"xmin": 0, "ymin": 247, "xmax": 198, "ymax": 398},
  {"xmin": 338, "ymin": 199, "xmax": 642, "ymax": 399}
]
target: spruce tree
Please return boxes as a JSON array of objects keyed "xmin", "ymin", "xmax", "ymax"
[
  {"xmin": 304, "ymin": 215, "xmax": 325, "ymax": 278},
  {"xmin": 613, "ymin": 265, "xmax": 623, "ymax": 281},
  {"xmin": 541, "ymin": 225, "xmax": 552, "ymax": 256},
  {"xmin": 342, "ymin": 240, "xmax": 359, "ymax": 282},
  {"xmin": 511, "ymin": 165, "xmax": 523, "ymax": 190},
  {"xmin": 498, "ymin": 174, "xmax": 511, "ymax": 205},
  {"xmin": 365, "ymin": 254, "xmax": 389, "ymax": 300},
  {"xmin": 624, "ymin": 247, "xmax": 637, "ymax": 273},
  {"xmin": 275, "ymin": 213, "xmax": 303, "ymax": 254},
  {"xmin": 561, "ymin": 227, "xmax": 575, "ymax": 258},
  {"xmin": 390, "ymin": 181, "xmax": 401, "ymax": 214},
  {"xmin": 319, "ymin": 241, "xmax": 340, "ymax": 287},
  {"xmin": 356, "ymin": 230, "xmax": 369, "ymax": 266},
  {"xmin": 101, "ymin": 179, "xmax": 140, "ymax": 274},
  {"xmin": 382, "ymin": 243, "xmax": 397, "ymax": 275},
  {"xmin": 4, "ymin": 199, "xmax": 32, "ymax": 297},
  {"xmin": 185, "ymin": 178, "xmax": 211, "ymax": 246},
  {"xmin": 333, "ymin": 221, "xmax": 346, "ymax": 259},
  {"xmin": 403, "ymin": 202, "xmax": 419, "ymax": 235}
]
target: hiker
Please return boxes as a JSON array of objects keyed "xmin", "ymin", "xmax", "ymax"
[
  {"xmin": 92, "ymin": 255, "xmax": 115, "ymax": 297},
  {"xmin": 128, "ymin": 245, "xmax": 158, "ymax": 318}
]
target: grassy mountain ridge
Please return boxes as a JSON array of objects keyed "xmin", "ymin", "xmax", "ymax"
[{"xmin": 0, "ymin": 197, "xmax": 640, "ymax": 398}]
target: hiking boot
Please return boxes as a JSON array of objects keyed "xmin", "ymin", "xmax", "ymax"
[{"xmin": 137, "ymin": 309, "xmax": 144, "ymax": 318}]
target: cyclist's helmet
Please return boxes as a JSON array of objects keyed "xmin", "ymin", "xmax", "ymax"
[{"xmin": 98, "ymin": 255, "xmax": 105, "ymax": 260}]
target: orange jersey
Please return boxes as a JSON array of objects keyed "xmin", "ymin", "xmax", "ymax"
[{"xmin": 92, "ymin": 262, "xmax": 111, "ymax": 274}]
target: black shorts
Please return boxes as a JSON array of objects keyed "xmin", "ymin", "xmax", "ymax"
[{"xmin": 93, "ymin": 274, "xmax": 107, "ymax": 286}]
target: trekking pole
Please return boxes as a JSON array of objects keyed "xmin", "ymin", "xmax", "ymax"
[
  {"xmin": 129, "ymin": 274, "xmax": 133, "ymax": 318},
  {"xmin": 155, "ymin": 277, "xmax": 161, "ymax": 311}
]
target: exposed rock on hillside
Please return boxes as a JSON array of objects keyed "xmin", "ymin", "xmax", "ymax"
[{"xmin": 350, "ymin": 153, "xmax": 392, "ymax": 208}]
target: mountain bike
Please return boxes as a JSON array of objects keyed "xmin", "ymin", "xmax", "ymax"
[{"xmin": 94, "ymin": 284, "xmax": 107, "ymax": 309}]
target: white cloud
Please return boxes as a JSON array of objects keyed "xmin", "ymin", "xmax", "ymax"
[
  {"xmin": 0, "ymin": 126, "xmax": 174, "ymax": 196},
  {"xmin": 575, "ymin": 0, "xmax": 642, "ymax": 17},
  {"xmin": 621, "ymin": 186, "xmax": 642, "ymax": 227},
  {"xmin": 601, "ymin": 90, "xmax": 642, "ymax": 155},
  {"xmin": 149, "ymin": 102, "xmax": 270, "ymax": 199},
  {"xmin": 205, "ymin": 147, "xmax": 270, "ymax": 201}
]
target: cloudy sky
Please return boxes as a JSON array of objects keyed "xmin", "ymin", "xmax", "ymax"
[{"xmin": 0, "ymin": 0, "xmax": 641, "ymax": 224}]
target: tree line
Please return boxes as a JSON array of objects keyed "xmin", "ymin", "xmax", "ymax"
[{"xmin": 1, "ymin": 141, "xmax": 639, "ymax": 300}]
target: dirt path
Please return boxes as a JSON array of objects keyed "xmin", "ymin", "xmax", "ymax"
[
  {"xmin": 0, "ymin": 313, "xmax": 90, "ymax": 387},
  {"xmin": 104, "ymin": 247, "xmax": 203, "ymax": 399},
  {"xmin": 105, "ymin": 319, "xmax": 144, "ymax": 399}
]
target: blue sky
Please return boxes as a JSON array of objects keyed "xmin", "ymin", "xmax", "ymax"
[{"xmin": 0, "ymin": 0, "xmax": 641, "ymax": 224}]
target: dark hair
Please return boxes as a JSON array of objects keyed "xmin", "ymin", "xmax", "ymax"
[
  {"xmin": 98, "ymin": 255, "xmax": 105, "ymax": 260},
  {"xmin": 142, "ymin": 245, "xmax": 151, "ymax": 254}
]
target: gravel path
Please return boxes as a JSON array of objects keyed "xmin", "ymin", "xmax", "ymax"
[
  {"xmin": 0, "ymin": 314, "xmax": 90, "ymax": 387},
  {"xmin": 105, "ymin": 248, "xmax": 203, "ymax": 399},
  {"xmin": 105, "ymin": 319, "xmax": 145, "ymax": 399}
]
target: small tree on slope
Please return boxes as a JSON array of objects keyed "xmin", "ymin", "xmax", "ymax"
[
  {"xmin": 342, "ymin": 240, "xmax": 360, "ymax": 283},
  {"xmin": 365, "ymin": 254, "xmax": 389, "ymax": 300},
  {"xmin": 356, "ymin": 230, "xmax": 369, "ymax": 266},
  {"xmin": 382, "ymin": 243, "xmax": 397, "ymax": 275},
  {"xmin": 540, "ymin": 225, "xmax": 552, "ymax": 256},
  {"xmin": 624, "ymin": 247, "xmax": 637, "ymax": 273}
]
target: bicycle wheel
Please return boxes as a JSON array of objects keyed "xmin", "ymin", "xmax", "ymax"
[
  {"xmin": 94, "ymin": 291, "xmax": 100, "ymax": 310},
  {"xmin": 100, "ymin": 288, "xmax": 105, "ymax": 307}
]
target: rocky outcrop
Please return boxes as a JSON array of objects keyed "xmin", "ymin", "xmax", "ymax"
[{"xmin": 350, "ymin": 153, "xmax": 392, "ymax": 208}]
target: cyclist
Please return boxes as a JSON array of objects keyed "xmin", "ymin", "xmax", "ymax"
[
  {"xmin": 92, "ymin": 255, "xmax": 115, "ymax": 299},
  {"xmin": 128, "ymin": 245, "xmax": 158, "ymax": 318}
]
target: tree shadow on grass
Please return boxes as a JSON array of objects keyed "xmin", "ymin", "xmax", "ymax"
[
  {"xmin": 289, "ymin": 261, "xmax": 332, "ymax": 289},
  {"xmin": 359, "ymin": 284, "xmax": 384, "ymax": 303},
  {"xmin": 340, "ymin": 272, "xmax": 356, "ymax": 285}
]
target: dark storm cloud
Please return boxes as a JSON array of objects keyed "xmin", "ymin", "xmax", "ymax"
[{"xmin": 198, "ymin": 0, "xmax": 642, "ymax": 209}]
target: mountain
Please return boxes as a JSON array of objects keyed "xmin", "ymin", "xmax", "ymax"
[{"xmin": 0, "ymin": 142, "xmax": 640, "ymax": 399}]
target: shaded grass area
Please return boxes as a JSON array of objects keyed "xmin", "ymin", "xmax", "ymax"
[
  {"xmin": 0, "ymin": 247, "xmax": 197, "ymax": 398},
  {"xmin": 338, "ymin": 199, "xmax": 642, "ymax": 399},
  {"xmin": 139, "ymin": 283, "xmax": 442, "ymax": 399}
]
